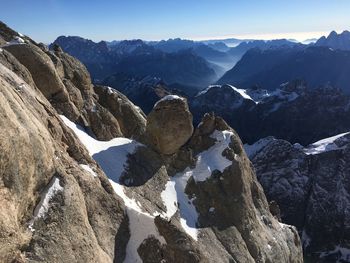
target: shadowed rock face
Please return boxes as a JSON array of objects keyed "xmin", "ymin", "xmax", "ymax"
[
  {"xmin": 247, "ymin": 134, "xmax": 350, "ymax": 261},
  {"xmin": 0, "ymin": 21, "xmax": 303, "ymax": 262}
]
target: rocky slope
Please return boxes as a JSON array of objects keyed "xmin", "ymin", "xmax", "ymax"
[
  {"xmin": 0, "ymin": 21, "xmax": 303, "ymax": 262},
  {"xmin": 191, "ymin": 80, "xmax": 350, "ymax": 145},
  {"xmin": 245, "ymin": 132, "xmax": 350, "ymax": 262}
]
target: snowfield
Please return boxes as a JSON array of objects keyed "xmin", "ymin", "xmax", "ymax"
[{"xmin": 60, "ymin": 115, "xmax": 164, "ymax": 263}]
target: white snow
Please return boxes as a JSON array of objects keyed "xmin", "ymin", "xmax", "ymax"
[
  {"xmin": 28, "ymin": 176, "xmax": 63, "ymax": 231},
  {"xmin": 160, "ymin": 129, "xmax": 234, "ymax": 240},
  {"xmin": 0, "ymin": 48, "xmax": 3, "ymax": 52},
  {"xmin": 303, "ymin": 132, "xmax": 350, "ymax": 155},
  {"xmin": 154, "ymin": 95, "xmax": 184, "ymax": 107},
  {"xmin": 160, "ymin": 181, "xmax": 178, "ymax": 219},
  {"xmin": 320, "ymin": 245, "xmax": 350, "ymax": 262},
  {"xmin": 244, "ymin": 137, "xmax": 275, "ymax": 159},
  {"xmin": 4, "ymin": 36, "xmax": 26, "ymax": 47},
  {"xmin": 227, "ymin": 85, "xmax": 255, "ymax": 101},
  {"xmin": 80, "ymin": 164, "xmax": 97, "ymax": 177},
  {"xmin": 60, "ymin": 115, "xmax": 165, "ymax": 263},
  {"xmin": 196, "ymin": 85, "xmax": 258, "ymax": 103},
  {"xmin": 190, "ymin": 130, "xmax": 233, "ymax": 182},
  {"xmin": 106, "ymin": 86, "xmax": 116, "ymax": 95}
]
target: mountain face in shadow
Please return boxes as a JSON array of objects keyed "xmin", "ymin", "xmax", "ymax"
[
  {"xmin": 52, "ymin": 36, "xmax": 218, "ymax": 87},
  {"xmin": 315, "ymin": 30, "xmax": 350, "ymax": 50},
  {"xmin": 218, "ymin": 45, "xmax": 350, "ymax": 94}
]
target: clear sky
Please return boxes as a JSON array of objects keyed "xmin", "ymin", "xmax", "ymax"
[{"xmin": 1, "ymin": 0, "xmax": 350, "ymax": 43}]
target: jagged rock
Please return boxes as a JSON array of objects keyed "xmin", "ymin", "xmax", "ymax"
[
  {"xmin": 247, "ymin": 133, "xmax": 350, "ymax": 261},
  {"xmin": 94, "ymin": 85, "xmax": 146, "ymax": 140},
  {"xmin": 145, "ymin": 95, "xmax": 194, "ymax": 155},
  {"xmin": 3, "ymin": 42, "xmax": 81, "ymax": 121},
  {"xmin": 0, "ymin": 62, "xmax": 127, "ymax": 262}
]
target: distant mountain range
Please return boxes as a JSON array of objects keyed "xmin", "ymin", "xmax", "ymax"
[
  {"xmin": 51, "ymin": 36, "xmax": 303, "ymax": 87},
  {"xmin": 315, "ymin": 30, "xmax": 350, "ymax": 50}
]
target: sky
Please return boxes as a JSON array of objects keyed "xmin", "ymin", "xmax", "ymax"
[{"xmin": 1, "ymin": 0, "xmax": 350, "ymax": 43}]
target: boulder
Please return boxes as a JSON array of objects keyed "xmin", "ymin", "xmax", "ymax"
[{"xmin": 145, "ymin": 95, "xmax": 194, "ymax": 155}]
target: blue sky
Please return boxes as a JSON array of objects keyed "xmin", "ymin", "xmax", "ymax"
[{"xmin": 1, "ymin": 0, "xmax": 350, "ymax": 43}]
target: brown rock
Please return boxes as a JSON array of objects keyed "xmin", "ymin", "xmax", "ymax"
[{"xmin": 145, "ymin": 96, "xmax": 194, "ymax": 155}]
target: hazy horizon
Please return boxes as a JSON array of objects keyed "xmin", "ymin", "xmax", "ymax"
[{"xmin": 1, "ymin": 0, "xmax": 350, "ymax": 43}]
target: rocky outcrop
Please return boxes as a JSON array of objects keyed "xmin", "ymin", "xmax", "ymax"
[
  {"xmin": 94, "ymin": 85, "xmax": 147, "ymax": 140},
  {"xmin": 0, "ymin": 21, "xmax": 303, "ymax": 262},
  {"xmin": 246, "ymin": 133, "xmax": 350, "ymax": 262},
  {"xmin": 145, "ymin": 95, "xmax": 194, "ymax": 155},
  {"xmin": 0, "ymin": 56, "xmax": 127, "ymax": 262}
]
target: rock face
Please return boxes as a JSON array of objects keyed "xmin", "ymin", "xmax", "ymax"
[
  {"xmin": 246, "ymin": 133, "xmax": 350, "ymax": 262},
  {"xmin": 0, "ymin": 21, "xmax": 303, "ymax": 262},
  {"xmin": 145, "ymin": 95, "xmax": 194, "ymax": 155}
]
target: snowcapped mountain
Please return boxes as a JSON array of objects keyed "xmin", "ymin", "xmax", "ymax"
[{"xmin": 245, "ymin": 132, "xmax": 350, "ymax": 262}]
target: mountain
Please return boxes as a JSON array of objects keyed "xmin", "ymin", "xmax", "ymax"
[
  {"xmin": 218, "ymin": 45, "xmax": 350, "ymax": 93},
  {"xmin": 226, "ymin": 39, "xmax": 301, "ymax": 63},
  {"xmin": 150, "ymin": 38, "xmax": 236, "ymax": 72},
  {"xmin": 52, "ymin": 36, "xmax": 218, "ymax": 87},
  {"xmin": 0, "ymin": 21, "xmax": 303, "ymax": 262},
  {"xmin": 315, "ymin": 30, "xmax": 350, "ymax": 50},
  {"xmin": 102, "ymin": 48, "xmax": 218, "ymax": 87},
  {"xmin": 245, "ymin": 132, "xmax": 350, "ymax": 262},
  {"xmin": 191, "ymin": 80, "xmax": 350, "ymax": 145}
]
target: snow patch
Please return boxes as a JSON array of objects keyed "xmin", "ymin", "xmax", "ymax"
[
  {"xmin": 161, "ymin": 181, "xmax": 178, "ymax": 219},
  {"xmin": 28, "ymin": 177, "xmax": 63, "ymax": 231},
  {"xmin": 154, "ymin": 95, "xmax": 184, "ymax": 107},
  {"xmin": 80, "ymin": 164, "xmax": 97, "ymax": 177},
  {"xmin": 244, "ymin": 137, "xmax": 275, "ymax": 159},
  {"xmin": 60, "ymin": 115, "xmax": 165, "ymax": 262},
  {"xmin": 160, "ymin": 129, "xmax": 234, "ymax": 240},
  {"xmin": 4, "ymin": 36, "xmax": 26, "ymax": 46},
  {"xmin": 303, "ymin": 132, "xmax": 350, "ymax": 155}
]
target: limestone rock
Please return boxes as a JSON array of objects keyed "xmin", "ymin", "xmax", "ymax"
[
  {"xmin": 94, "ymin": 85, "xmax": 147, "ymax": 140},
  {"xmin": 145, "ymin": 95, "xmax": 194, "ymax": 155}
]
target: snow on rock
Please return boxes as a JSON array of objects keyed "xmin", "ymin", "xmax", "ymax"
[
  {"xmin": 154, "ymin": 94, "xmax": 184, "ymax": 107},
  {"xmin": 160, "ymin": 129, "xmax": 234, "ymax": 240},
  {"xmin": 28, "ymin": 176, "xmax": 63, "ymax": 231},
  {"xmin": 60, "ymin": 115, "xmax": 165, "ymax": 263},
  {"xmin": 160, "ymin": 181, "xmax": 178, "ymax": 219},
  {"xmin": 196, "ymin": 85, "xmax": 258, "ymax": 103},
  {"xmin": 3, "ymin": 36, "xmax": 26, "ymax": 47},
  {"xmin": 80, "ymin": 164, "xmax": 97, "ymax": 177},
  {"xmin": 303, "ymin": 132, "xmax": 350, "ymax": 155},
  {"xmin": 244, "ymin": 137, "xmax": 275, "ymax": 159},
  {"xmin": 191, "ymin": 130, "xmax": 233, "ymax": 182},
  {"xmin": 226, "ymin": 84, "xmax": 255, "ymax": 101}
]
